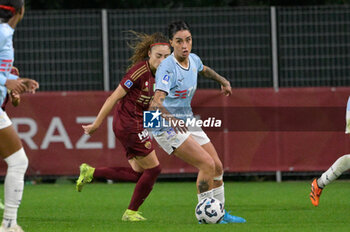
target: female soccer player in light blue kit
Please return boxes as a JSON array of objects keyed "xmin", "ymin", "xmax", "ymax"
[
  {"xmin": 0, "ymin": 1, "xmax": 39, "ymax": 231},
  {"xmin": 150, "ymin": 21, "xmax": 245, "ymax": 223}
]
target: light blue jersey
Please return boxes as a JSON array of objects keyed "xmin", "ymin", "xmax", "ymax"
[
  {"xmin": 153, "ymin": 53, "xmax": 204, "ymax": 134},
  {"xmin": 0, "ymin": 23, "xmax": 18, "ymax": 114},
  {"xmin": 346, "ymin": 96, "xmax": 350, "ymax": 134}
]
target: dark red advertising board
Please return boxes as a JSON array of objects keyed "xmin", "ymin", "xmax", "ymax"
[{"xmin": 1, "ymin": 87, "xmax": 349, "ymax": 175}]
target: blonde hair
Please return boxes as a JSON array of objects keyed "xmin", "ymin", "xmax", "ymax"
[{"xmin": 126, "ymin": 31, "xmax": 169, "ymax": 71}]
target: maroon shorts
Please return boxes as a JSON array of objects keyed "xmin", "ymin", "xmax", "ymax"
[{"xmin": 114, "ymin": 128, "xmax": 155, "ymax": 160}]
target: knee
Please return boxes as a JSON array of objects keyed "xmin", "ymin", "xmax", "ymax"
[
  {"xmin": 342, "ymin": 154, "xmax": 350, "ymax": 161},
  {"xmin": 147, "ymin": 164, "xmax": 162, "ymax": 177},
  {"xmin": 153, "ymin": 164, "xmax": 162, "ymax": 176},
  {"xmin": 340, "ymin": 155, "xmax": 350, "ymax": 168},
  {"xmin": 200, "ymin": 157, "xmax": 216, "ymax": 176},
  {"xmin": 215, "ymin": 162, "xmax": 223, "ymax": 177},
  {"xmin": 5, "ymin": 148, "xmax": 28, "ymax": 173}
]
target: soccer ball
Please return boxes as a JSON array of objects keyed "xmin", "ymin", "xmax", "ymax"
[{"xmin": 195, "ymin": 197, "xmax": 224, "ymax": 224}]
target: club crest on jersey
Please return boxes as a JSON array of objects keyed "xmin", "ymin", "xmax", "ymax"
[
  {"xmin": 142, "ymin": 81, "xmax": 149, "ymax": 92},
  {"xmin": 162, "ymin": 75, "xmax": 170, "ymax": 84},
  {"xmin": 144, "ymin": 141, "xmax": 152, "ymax": 149},
  {"xmin": 124, "ymin": 80, "xmax": 133, "ymax": 89}
]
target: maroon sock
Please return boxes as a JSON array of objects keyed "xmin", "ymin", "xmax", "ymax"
[
  {"xmin": 128, "ymin": 165, "xmax": 161, "ymax": 211},
  {"xmin": 94, "ymin": 167, "xmax": 142, "ymax": 182}
]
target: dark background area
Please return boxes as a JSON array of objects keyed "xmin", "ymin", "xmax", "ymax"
[{"xmin": 26, "ymin": 0, "xmax": 350, "ymax": 10}]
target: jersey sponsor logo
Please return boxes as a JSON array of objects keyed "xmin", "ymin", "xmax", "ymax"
[
  {"xmin": 162, "ymin": 75, "xmax": 170, "ymax": 84},
  {"xmin": 138, "ymin": 129, "xmax": 150, "ymax": 141},
  {"xmin": 124, "ymin": 80, "xmax": 133, "ymax": 89}
]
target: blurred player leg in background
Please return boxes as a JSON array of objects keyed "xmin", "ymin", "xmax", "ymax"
[
  {"xmin": 310, "ymin": 154, "xmax": 350, "ymax": 206},
  {"xmin": 0, "ymin": 199, "xmax": 4, "ymax": 210},
  {"xmin": 310, "ymin": 97, "xmax": 350, "ymax": 207}
]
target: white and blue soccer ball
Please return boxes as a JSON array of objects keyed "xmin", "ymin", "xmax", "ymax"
[{"xmin": 195, "ymin": 197, "xmax": 224, "ymax": 224}]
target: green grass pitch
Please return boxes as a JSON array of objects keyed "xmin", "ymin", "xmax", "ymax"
[{"xmin": 2, "ymin": 181, "xmax": 350, "ymax": 232}]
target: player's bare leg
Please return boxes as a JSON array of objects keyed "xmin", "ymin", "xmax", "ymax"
[
  {"xmin": 0, "ymin": 126, "xmax": 22, "ymax": 159},
  {"xmin": 172, "ymin": 136, "xmax": 215, "ymax": 200},
  {"xmin": 201, "ymin": 142, "xmax": 246, "ymax": 223}
]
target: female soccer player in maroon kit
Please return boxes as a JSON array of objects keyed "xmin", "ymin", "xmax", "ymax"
[{"xmin": 76, "ymin": 31, "xmax": 171, "ymax": 221}]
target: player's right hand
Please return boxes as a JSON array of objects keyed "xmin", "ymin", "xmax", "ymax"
[
  {"xmin": 10, "ymin": 90, "xmax": 20, "ymax": 106},
  {"xmin": 5, "ymin": 79, "xmax": 26, "ymax": 94},
  {"xmin": 82, "ymin": 124, "xmax": 97, "ymax": 135}
]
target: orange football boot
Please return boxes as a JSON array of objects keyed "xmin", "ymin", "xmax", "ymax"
[{"xmin": 310, "ymin": 178, "xmax": 323, "ymax": 206}]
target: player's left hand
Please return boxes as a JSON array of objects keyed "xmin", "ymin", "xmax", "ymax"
[
  {"xmin": 20, "ymin": 78, "xmax": 39, "ymax": 93},
  {"xmin": 221, "ymin": 83, "xmax": 232, "ymax": 96},
  {"xmin": 82, "ymin": 124, "xmax": 98, "ymax": 135}
]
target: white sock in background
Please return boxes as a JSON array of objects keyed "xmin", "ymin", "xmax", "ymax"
[
  {"xmin": 318, "ymin": 154, "xmax": 350, "ymax": 188},
  {"xmin": 2, "ymin": 148, "xmax": 28, "ymax": 228}
]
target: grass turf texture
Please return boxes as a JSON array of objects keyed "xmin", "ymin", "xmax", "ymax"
[{"xmin": 2, "ymin": 181, "xmax": 350, "ymax": 232}]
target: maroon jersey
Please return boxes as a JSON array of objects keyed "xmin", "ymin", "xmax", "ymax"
[{"xmin": 113, "ymin": 60, "xmax": 155, "ymax": 133}]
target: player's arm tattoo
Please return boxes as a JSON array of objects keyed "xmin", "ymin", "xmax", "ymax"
[
  {"xmin": 150, "ymin": 90, "xmax": 170, "ymax": 118},
  {"xmin": 150, "ymin": 90, "xmax": 179, "ymax": 123},
  {"xmin": 200, "ymin": 65, "xmax": 230, "ymax": 87},
  {"xmin": 150, "ymin": 90, "xmax": 166, "ymax": 111}
]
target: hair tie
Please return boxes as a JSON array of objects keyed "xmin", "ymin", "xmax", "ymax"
[
  {"xmin": 150, "ymin": 42, "xmax": 170, "ymax": 48},
  {"xmin": 0, "ymin": 5, "xmax": 16, "ymax": 15}
]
